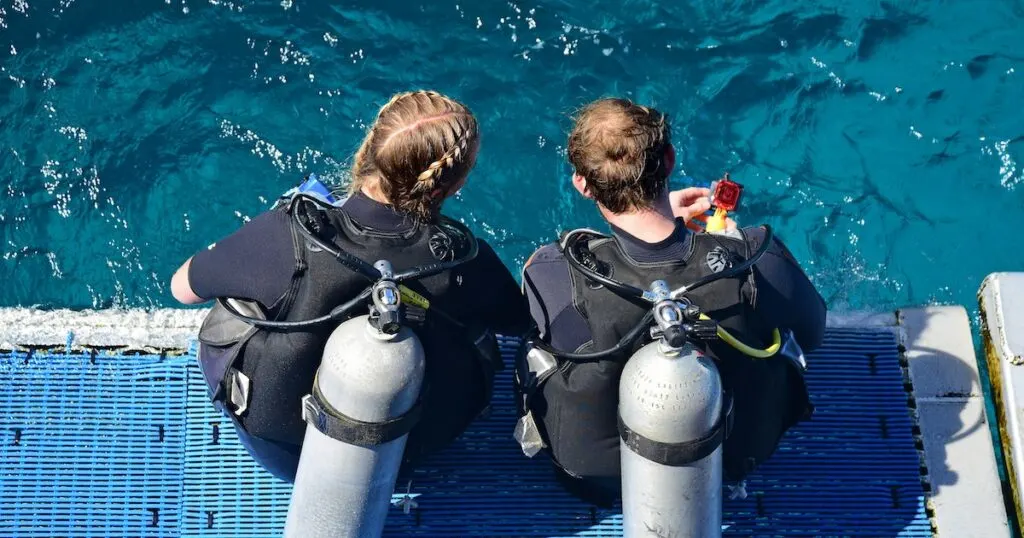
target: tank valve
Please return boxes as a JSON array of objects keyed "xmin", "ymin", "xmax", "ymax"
[
  {"xmin": 620, "ymin": 281, "xmax": 726, "ymax": 536},
  {"xmin": 370, "ymin": 260, "xmax": 402, "ymax": 335},
  {"xmin": 650, "ymin": 281, "xmax": 688, "ymax": 350}
]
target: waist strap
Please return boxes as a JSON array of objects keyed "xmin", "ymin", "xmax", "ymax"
[
  {"xmin": 301, "ymin": 382, "xmax": 423, "ymax": 448},
  {"xmin": 617, "ymin": 392, "xmax": 734, "ymax": 466}
]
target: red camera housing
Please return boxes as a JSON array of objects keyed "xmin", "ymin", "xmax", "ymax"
[{"xmin": 711, "ymin": 174, "xmax": 743, "ymax": 212}]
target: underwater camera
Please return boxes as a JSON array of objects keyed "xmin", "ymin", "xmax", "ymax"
[{"xmin": 710, "ymin": 173, "xmax": 743, "ymax": 212}]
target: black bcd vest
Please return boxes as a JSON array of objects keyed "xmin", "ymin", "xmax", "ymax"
[
  {"xmin": 197, "ymin": 203, "xmax": 499, "ymax": 463},
  {"xmin": 517, "ymin": 228, "xmax": 812, "ymax": 495}
]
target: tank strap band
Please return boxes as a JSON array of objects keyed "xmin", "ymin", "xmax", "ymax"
[
  {"xmin": 301, "ymin": 384, "xmax": 423, "ymax": 448},
  {"xmin": 617, "ymin": 392, "xmax": 734, "ymax": 467}
]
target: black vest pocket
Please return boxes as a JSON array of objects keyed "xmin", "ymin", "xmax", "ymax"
[
  {"xmin": 197, "ymin": 300, "xmax": 261, "ymax": 405},
  {"xmin": 402, "ymin": 328, "xmax": 489, "ymax": 463},
  {"xmin": 468, "ymin": 326, "xmax": 502, "ymax": 414},
  {"xmin": 536, "ymin": 358, "xmax": 624, "ymax": 481},
  {"xmin": 717, "ymin": 350, "xmax": 812, "ymax": 481}
]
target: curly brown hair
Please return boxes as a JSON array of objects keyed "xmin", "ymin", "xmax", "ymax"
[
  {"xmin": 567, "ymin": 98, "xmax": 672, "ymax": 213},
  {"xmin": 348, "ymin": 91, "xmax": 479, "ymax": 222}
]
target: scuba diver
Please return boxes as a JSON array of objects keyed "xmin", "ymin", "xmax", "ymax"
[
  {"xmin": 170, "ymin": 90, "xmax": 529, "ymax": 482},
  {"xmin": 516, "ymin": 98, "xmax": 827, "ymax": 505}
]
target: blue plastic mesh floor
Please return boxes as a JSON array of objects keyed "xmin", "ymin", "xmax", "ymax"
[
  {"xmin": 0, "ymin": 329, "xmax": 932, "ymax": 537},
  {"xmin": 0, "ymin": 349, "xmax": 188, "ymax": 537}
]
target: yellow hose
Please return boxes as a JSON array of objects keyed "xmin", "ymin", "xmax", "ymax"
[
  {"xmin": 521, "ymin": 236, "xmax": 782, "ymax": 358},
  {"xmin": 700, "ymin": 314, "xmax": 781, "ymax": 358}
]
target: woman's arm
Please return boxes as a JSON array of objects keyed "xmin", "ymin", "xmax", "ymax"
[
  {"xmin": 171, "ymin": 257, "xmax": 206, "ymax": 305},
  {"xmin": 168, "ymin": 210, "xmax": 296, "ymax": 308}
]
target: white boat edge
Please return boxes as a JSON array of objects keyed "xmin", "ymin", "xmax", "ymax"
[{"xmin": 0, "ymin": 307, "xmax": 902, "ymax": 350}]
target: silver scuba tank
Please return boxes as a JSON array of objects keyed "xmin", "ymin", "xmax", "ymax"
[
  {"xmin": 284, "ymin": 262, "xmax": 425, "ymax": 538},
  {"xmin": 619, "ymin": 281, "xmax": 728, "ymax": 538}
]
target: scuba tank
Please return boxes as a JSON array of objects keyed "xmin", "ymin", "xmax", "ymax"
[
  {"xmin": 284, "ymin": 261, "xmax": 425, "ymax": 538},
  {"xmin": 211, "ymin": 191, "xmax": 482, "ymax": 536},
  {"xmin": 517, "ymin": 223, "xmax": 784, "ymax": 534},
  {"xmin": 618, "ymin": 281, "xmax": 729, "ymax": 538}
]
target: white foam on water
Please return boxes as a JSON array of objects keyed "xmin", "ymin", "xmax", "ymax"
[{"xmin": 0, "ymin": 307, "xmax": 208, "ymax": 350}]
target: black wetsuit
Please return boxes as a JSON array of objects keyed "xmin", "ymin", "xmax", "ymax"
[
  {"xmin": 523, "ymin": 221, "xmax": 825, "ymax": 355},
  {"xmin": 520, "ymin": 219, "xmax": 826, "ymax": 502},
  {"xmin": 188, "ymin": 193, "xmax": 529, "ymax": 479}
]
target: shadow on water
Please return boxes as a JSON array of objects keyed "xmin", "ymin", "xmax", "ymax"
[{"xmin": 856, "ymin": 4, "xmax": 928, "ymax": 60}]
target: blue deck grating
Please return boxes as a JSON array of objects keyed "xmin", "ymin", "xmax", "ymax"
[
  {"xmin": 0, "ymin": 349, "xmax": 189, "ymax": 538},
  {"xmin": 0, "ymin": 328, "xmax": 933, "ymax": 537}
]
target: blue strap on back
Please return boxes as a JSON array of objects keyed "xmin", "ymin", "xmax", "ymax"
[{"xmin": 276, "ymin": 173, "xmax": 345, "ymax": 207}]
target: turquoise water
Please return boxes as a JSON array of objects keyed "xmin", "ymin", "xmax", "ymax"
[{"xmin": 1, "ymin": 0, "xmax": 1022, "ymax": 313}]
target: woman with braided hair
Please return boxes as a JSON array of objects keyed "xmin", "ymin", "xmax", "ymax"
[{"xmin": 170, "ymin": 90, "xmax": 529, "ymax": 481}]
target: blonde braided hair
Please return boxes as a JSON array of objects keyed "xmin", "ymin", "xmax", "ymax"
[{"xmin": 349, "ymin": 91, "xmax": 479, "ymax": 222}]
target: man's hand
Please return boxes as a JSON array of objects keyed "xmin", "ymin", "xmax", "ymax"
[
  {"xmin": 669, "ymin": 187, "xmax": 737, "ymax": 232},
  {"xmin": 670, "ymin": 187, "xmax": 711, "ymax": 223}
]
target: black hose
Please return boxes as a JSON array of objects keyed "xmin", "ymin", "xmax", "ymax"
[
  {"xmin": 290, "ymin": 193, "xmax": 479, "ymax": 283},
  {"xmin": 563, "ymin": 226, "xmax": 775, "ymax": 301},
  {"xmin": 562, "ymin": 230, "xmax": 647, "ymax": 300},
  {"xmin": 530, "ymin": 311, "xmax": 655, "ymax": 361},
  {"xmin": 217, "ymin": 287, "xmax": 372, "ymax": 330},
  {"xmin": 288, "ymin": 194, "xmax": 380, "ymax": 281},
  {"xmin": 394, "ymin": 221, "xmax": 480, "ymax": 282},
  {"xmin": 548, "ymin": 225, "xmax": 776, "ymax": 361},
  {"xmin": 218, "ymin": 194, "xmax": 480, "ymax": 330}
]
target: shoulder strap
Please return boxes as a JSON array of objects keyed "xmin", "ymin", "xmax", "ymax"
[
  {"xmin": 270, "ymin": 208, "xmax": 309, "ymax": 321},
  {"xmin": 559, "ymin": 229, "xmax": 615, "ymax": 281},
  {"xmin": 557, "ymin": 227, "xmax": 607, "ymax": 251},
  {"xmin": 740, "ymin": 227, "xmax": 760, "ymax": 308},
  {"xmin": 688, "ymin": 229, "xmax": 762, "ymax": 311}
]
